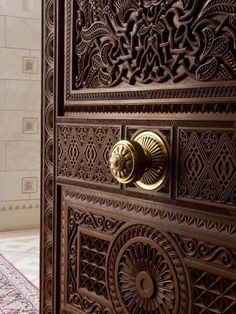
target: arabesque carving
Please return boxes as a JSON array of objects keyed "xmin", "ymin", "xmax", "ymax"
[
  {"xmin": 176, "ymin": 235, "xmax": 236, "ymax": 269},
  {"xmin": 74, "ymin": 0, "xmax": 236, "ymax": 88}
]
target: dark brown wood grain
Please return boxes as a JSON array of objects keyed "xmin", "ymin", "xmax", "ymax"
[{"xmin": 41, "ymin": 0, "xmax": 236, "ymax": 313}]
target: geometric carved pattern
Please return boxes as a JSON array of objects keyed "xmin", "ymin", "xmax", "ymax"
[
  {"xmin": 57, "ymin": 125, "xmax": 121, "ymax": 185},
  {"xmin": 178, "ymin": 129, "xmax": 236, "ymax": 207},
  {"xmin": 107, "ymin": 225, "xmax": 191, "ymax": 313},
  {"xmin": 80, "ymin": 234, "xmax": 109, "ymax": 298},
  {"xmin": 190, "ymin": 268, "xmax": 236, "ymax": 314},
  {"xmin": 65, "ymin": 104, "xmax": 236, "ymax": 115},
  {"xmin": 66, "ymin": 205, "xmax": 123, "ymax": 310},
  {"xmin": 72, "ymin": 0, "xmax": 236, "ymax": 89},
  {"xmin": 64, "ymin": 189, "xmax": 236, "ymax": 236}
]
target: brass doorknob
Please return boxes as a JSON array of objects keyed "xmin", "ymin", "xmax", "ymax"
[{"xmin": 109, "ymin": 131, "xmax": 169, "ymax": 190}]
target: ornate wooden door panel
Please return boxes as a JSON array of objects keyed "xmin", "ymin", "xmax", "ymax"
[{"xmin": 41, "ymin": 0, "xmax": 236, "ymax": 313}]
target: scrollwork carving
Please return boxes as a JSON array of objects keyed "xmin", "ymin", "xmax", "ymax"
[
  {"xmin": 68, "ymin": 293, "xmax": 112, "ymax": 314},
  {"xmin": 176, "ymin": 235, "xmax": 236, "ymax": 269},
  {"xmin": 74, "ymin": 0, "xmax": 236, "ymax": 88},
  {"xmin": 68, "ymin": 206, "xmax": 124, "ymax": 234}
]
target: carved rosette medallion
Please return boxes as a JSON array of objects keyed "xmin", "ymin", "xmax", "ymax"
[{"xmin": 107, "ymin": 225, "xmax": 190, "ymax": 313}]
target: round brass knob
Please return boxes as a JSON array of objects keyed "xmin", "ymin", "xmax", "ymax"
[{"xmin": 109, "ymin": 131, "xmax": 169, "ymax": 190}]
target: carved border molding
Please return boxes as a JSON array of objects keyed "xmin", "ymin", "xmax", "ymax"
[
  {"xmin": 65, "ymin": 86, "xmax": 236, "ymax": 103},
  {"xmin": 41, "ymin": 0, "xmax": 54, "ymax": 313},
  {"xmin": 65, "ymin": 103, "xmax": 236, "ymax": 114},
  {"xmin": 64, "ymin": 190, "xmax": 236, "ymax": 237}
]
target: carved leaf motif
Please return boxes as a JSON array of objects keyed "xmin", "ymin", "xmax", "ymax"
[
  {"xmin": 78, "ymin": 0, "xmax": 92, "ymax": 20},
  {"xmin": 200, "ymin": 0, "xmax": 236, "ymax": 18},
  {"xmin": 218, "ymin": 64, "xmax": 233, "ymax": 79},
  {"xmin": 81, "ymin": 23, "xmax": 112, "ymax": 41},
  {"xmin": 99, "ymin": 71, "xmax": 112, "ymax": 85},
  {"xmin": 101, "ymin": 43, "xmax": 112, "ymax": 66},
  {"xmin": 202, "ymin": 28, "xmax": 215, "ymax": 56},
  {"xmin": 196, "ymin": 57, "xmax": 218, "ymax": 80},
  {"xmin": 115, "ymin": 0, "xmax": 139, "ymax": 21},
  {"xmin": 73, "ymin": 0, "xmax": 236, "ymax": 88},
  {"xmin": 210, "ymin": 37, "xmax": 229, "ymax": 56},
  {"xmin": 92, "ymin": 55, "xmax": 102, "ymax": 68},
  {"xmin": 76, "ymin": 42, "xmax": 93, "ymax": 87}
]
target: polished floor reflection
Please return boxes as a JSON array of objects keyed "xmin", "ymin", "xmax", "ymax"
[{"xmin": 0, "ymin": 229, "xmax": 39, "ymax": 288}]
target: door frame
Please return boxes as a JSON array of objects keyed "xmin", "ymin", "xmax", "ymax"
[{"xmin": 41, "ymin": 0, "xmax": 57, "ymax": 312}]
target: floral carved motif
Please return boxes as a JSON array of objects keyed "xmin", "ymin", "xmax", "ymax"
[
  {"xmin": 73, "ymin": 0, "xmax": 236, "ymax": 88},
  {"xmin": 107, "ymin": 224, "xmax": 190, "ymax": 313}
]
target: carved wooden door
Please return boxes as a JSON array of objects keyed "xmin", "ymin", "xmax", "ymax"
[{"xmin": 41, "ymin": 0, "xmax": 236, "ymax": 313}]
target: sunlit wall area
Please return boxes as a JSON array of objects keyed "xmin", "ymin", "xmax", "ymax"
[{"xmin": 0, "ymin": 0, "xmax": 41, "ymax": 230}]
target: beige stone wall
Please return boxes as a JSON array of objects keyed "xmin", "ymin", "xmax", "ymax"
[{"xmin": 0, "ymin": 0, "xmax": 41, "ymax": 230}]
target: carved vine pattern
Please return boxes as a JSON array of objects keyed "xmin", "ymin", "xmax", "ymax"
[
  {"xmin": 74, "ymin": 0, "xmax": 236, "ymax": 88},
  {"xmin": 175, "ymin": 235, "xmax": 236, "ymax": 269}
]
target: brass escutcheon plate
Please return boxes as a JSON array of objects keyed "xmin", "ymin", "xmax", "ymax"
[{"xmin": 134, "ymin": 131, "xmax": 169, "ymax": 190}]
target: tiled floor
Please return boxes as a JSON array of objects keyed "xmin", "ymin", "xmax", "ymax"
[{"xmin": 0, "ymin": 229, "xmax": 40, "ymax": 288}]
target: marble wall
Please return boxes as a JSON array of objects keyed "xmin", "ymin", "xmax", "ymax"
[{"xmin": 0, "ymin": 0, "xmax": 41, "ymax": 230}]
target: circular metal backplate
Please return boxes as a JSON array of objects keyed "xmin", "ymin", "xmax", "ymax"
[{"xmin": 134, "ymin": 131, "xmax": 169, "ymax": 190}]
